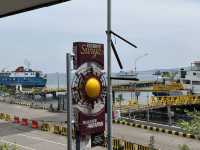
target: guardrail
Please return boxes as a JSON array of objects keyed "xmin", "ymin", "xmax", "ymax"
[
  {"xmin": 114, "ymin": 95, "xmax": 200, "ymax": 113},
  {"xmin": 149, "ymin": 95, "xmax": 200, "ymax": 107},
  {"xmin": 152, "ymin": 83, "xmax": 183, "ymax": 91}
]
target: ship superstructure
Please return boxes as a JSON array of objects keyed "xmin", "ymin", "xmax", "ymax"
[
  {"xmin": 0, "ymin": 66, "xmax": 47, "ymax": 90},
  {"xmin": 175, "ymin": 61, "xmax": 200, "ymax": 94}
]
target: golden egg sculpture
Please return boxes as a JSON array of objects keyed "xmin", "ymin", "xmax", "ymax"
[{"xmin": 85, "ymin": 77, "xmax": 101, "ymax": 98}]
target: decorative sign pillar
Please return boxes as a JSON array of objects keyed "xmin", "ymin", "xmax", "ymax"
[{"xmin": 71, "ymin": 42, "xmax": 106, "ymax": 149}]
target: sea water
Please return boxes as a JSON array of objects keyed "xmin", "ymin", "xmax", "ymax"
[{"xmin": 46, "ymin": 71, "xmax": 157, "ymax": 105}]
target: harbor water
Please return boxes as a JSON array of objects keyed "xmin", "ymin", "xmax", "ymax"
[{"xmin": 47, "ymin": 71, "xmax": 157, "ymax": 105}]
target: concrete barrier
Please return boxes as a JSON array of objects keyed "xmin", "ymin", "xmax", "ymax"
[
  {"xmin": 53, "ymin": 125, "xmax": 61, "ymax": 134},
  {"xmin": 14, "ymin": 116, "xmax": 20, "ymax": 124},
  {"xmin": 32, "ymin": 120, "xmax": 39, "ymax": 129},
  {"xmin": 41, "ymin": 122, "xmax": 51, "ymax": 132},
  {"xmin": 61, "ymin": 126, "xmax": 67, "ymax": 136},
  {"xmin": 0, "ymin": 113, "xmax": 5, "ymax": 120},
  {"xmin": 5, "ymin": 114, "xmax": 11, "ymax": 121},
  {"xmin": 21, "ymin": 118, "xmax": 28, "ymax": 126},
  {"xmin": 112, "ymin": 138, "xmax": 121, "ymax": 150}
]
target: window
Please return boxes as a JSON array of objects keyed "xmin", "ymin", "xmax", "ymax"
[
  {"xmin": 182, "ymin": 80, "xmax": 191, "ymax": 84},
  {"xmin": 192, "ymin": 81, "xmax": 200, "ymax": 85},
  {"xmin": 193, "ymin": 72, "xmax": 197, "ymax": 76}
]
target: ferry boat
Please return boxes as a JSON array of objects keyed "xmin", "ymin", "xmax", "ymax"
[
  {"xmin": 0, "ymin": 66, "xmax": 47, "ymax": 90},
  {"xmin": 153, "ymin": 61, "xmax": 200, "ymax": 96},
  {"xmin": 175, "ymin": 61, "xmax": 200, "ymax": 95}
]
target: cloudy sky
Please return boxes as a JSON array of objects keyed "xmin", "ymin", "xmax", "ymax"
[{"xmin": 0, "ymin": 0, "xmax": 200, "ymax": 73}]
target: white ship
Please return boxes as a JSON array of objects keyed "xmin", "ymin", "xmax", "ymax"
[{"xmin": 175, "ymin": 61, "xmax": 200, "ymax": 95}]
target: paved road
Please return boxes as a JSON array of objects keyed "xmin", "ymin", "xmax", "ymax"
[
  {"xmin": 0, "ymin": 119, "xmax": 67, "ymax": 150},
  {"xmin": 0, "ymin": 102, "xmax": 66, "ymax": 123},
  {"xmin": 0, "ymin": 120, "xmax": 105, "ymax": 150},
  {"xmin": 113, "ymin": 124, "xmax": 200, "ymax": 150},
  {"xmin": 0, "ymin": 102, "xmax": 200, "ymax": 150}
]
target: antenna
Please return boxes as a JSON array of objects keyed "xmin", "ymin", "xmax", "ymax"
[{"xmin": 24, "ymin": 59, "xmax": 31, "ymax": 69}]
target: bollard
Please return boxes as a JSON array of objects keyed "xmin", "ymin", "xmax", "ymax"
[
  {"xmin": 126, "ymin": 141, "xmax": 136, "ymax": 150},
  {"xmin": 0, "ymin": 113, "xmax": 5, "ymax": 120},
  {"xmin": 113, "ymin": 138, "xmax": 120, "ymax": 150},
  {"xmin": 53, "ymin": 125, "xmax": 61, "ymax": 134},
  {"xmin": 149, "ymin": 136, "xmax": 155, "ymax": 150},
  {"xmin": 41, "ymin": 123, "xmax": 50, "ymax": 131},
  {"xmin": 61, "ymin": 127, "xmax": 67, "ymax": 136},
  {"xmin": 14, "ymin": 116, "xmax": 20, "ymax": 124},
  {"xmin": 21, "ymin": 118, "xmax": 28, "ymax": 126},
  {"xmin": 32, "ymin": 120, "xmax": 39, "ymax": 129},
  {"xmin": 5, "ymin": 114, "xmax": 11, "ymax": 121}
]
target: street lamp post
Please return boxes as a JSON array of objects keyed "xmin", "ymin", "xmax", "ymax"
[
  {"xmin": 57, "ymin": 72, "xmax": 60, "ymax": 90},
  {"xmin": 134, "ymin": 53, "xmax": 148, "ymax": 102},
  {"xmin": 107, "ymin": 0, "xmax": 112, "ymax": 149},
  {"xmin": 134, "ymin": 53, "xmax": 149, "ymax": 77}
]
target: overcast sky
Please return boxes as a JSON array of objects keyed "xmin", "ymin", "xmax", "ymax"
[{"xmin": 0, "ymin": 0, "xmax": 200, "ymax": 73}]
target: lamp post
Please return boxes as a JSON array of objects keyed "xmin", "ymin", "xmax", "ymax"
[
  {"xmin": 107, "ymin": 0, "xmax": 112, "ymax": 149},
  {"xmin": 134, "ymin": 53, "xmax": 148, "ymax": 102},
  {"xmin": 56, "ymin": 72, "xmax": 60, "ymax": 90},
  {"xmin": 134, "ymin": 53, "xmax": 149, "ymax": 77}
]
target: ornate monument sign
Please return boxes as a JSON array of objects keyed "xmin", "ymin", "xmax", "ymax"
[
  {"xmin": 72, "ymin": 42, "xmax": 106, "ymax": 149},
  {"xmin": 73, "ymin": 42, "xmax": 104, "ymax": 69},
  {"xmin": 78, "ymin": 108, "xmax": 105, "ymax": 136}
]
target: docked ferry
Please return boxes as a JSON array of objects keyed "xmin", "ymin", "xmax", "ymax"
[
  {"xmin": 0, "ymin": 66, "xmax": 47, "ymax": 89},
  {"xmin": 175, "ymin": 61, "xmax": 200, "ymax": 95},
  {"xmin": 153, "ymin": 61, "xmax": 200, "ymax": 96}
]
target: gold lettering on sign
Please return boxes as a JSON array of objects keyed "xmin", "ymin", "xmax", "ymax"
[{"xmin": 80, "ymin": 45, "xmax": 102, "ymax": 57}]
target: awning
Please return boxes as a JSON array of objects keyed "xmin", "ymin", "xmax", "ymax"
[{"xmin": 0, "ymin": 0, "xmax": 69, "ymax": 18}]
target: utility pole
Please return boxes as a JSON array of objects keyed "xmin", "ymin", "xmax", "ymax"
[
  {"xmin": 107, "ymin": 0, "xmax": 112, "ymax": 149},
  {"xmin": 66, "ymin": 53, "xmax": 72, "ymax": 150}
]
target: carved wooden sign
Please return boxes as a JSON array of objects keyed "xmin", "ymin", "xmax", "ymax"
[{"xmin": 73, "ymin": 42, "xmax": 104, "ymax": 69}]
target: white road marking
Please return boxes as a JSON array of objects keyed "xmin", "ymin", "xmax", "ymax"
[
  {"xmin": 0, "ymin": 139, "xmax": 36, "ymax": 150},
  {"xmin": 18, "ymin": 134, "xmax": 67, "ymax": 147}
]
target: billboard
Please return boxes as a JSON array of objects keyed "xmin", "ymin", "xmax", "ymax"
[
  {"xmin": 0, "ymin": 0, "xmax": 69, "ymax": 18},
  {"xmin": 73, "ymin": 42, "xmax": 104, "ymax": 69}
]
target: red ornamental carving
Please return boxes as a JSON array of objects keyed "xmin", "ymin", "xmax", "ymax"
[
  {"xmin": 73, "ymin": 42, "xmax": 104, "ymax": 69},
  {"xmin": 78, "ymin": 107, "xmax": 105, "ymax": 136}
]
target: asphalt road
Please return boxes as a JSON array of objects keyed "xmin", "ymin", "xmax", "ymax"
[
  {"xmin": 112, "ymin": 124, "xmax": 200, "ymax": 150},
  {"xmin": 0, "ymin": 102, "xmax": 200, "ymax": 150},
  {"xmin": 0, "ymin": 102, "xmax": 66, "ymax": 123},
  {"xmin": 0, "ymin": 120, "xmax": 105, "ymax": 150},
  {"xmin": 0, "ymin": 119, "xmax": 68, "ymax": 150}
]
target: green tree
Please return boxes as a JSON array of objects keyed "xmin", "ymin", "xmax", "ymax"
[
  {"xmin": 177, "ymin": 110, "xmax": 200, "ymax": 136},
  {"xmin": 179, "ymin": 144, "xmax": 190, "ymax": 150},
  {"xmin": 0, "ymin": 143, "xmax": 8, "ymax": 150}
]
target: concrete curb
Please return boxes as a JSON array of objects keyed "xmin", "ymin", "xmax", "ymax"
[
  {"xmin": 113, "ymin": 120, "xmax": 200, "ymax": 141},
  {"xmin": 0, "ymin": 98, "xmax": 49, "ymax": 110}
]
